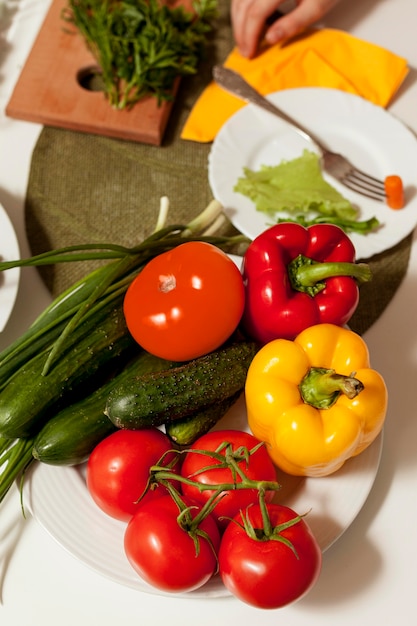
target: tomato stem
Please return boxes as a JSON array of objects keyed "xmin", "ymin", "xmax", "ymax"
[
  {"xmin": 162, "ymin": 480, "xmax": 219, "ymax": 564},
  {"xmin": 146, "ymin": 444, "xmax": 316, "ymax": 555},
  {"xmin": 151, "ymin": 467, "xmax": 280, "ymax": 496},
  {"xmin": 234, "ymin": 490, "xmax": 306, "ymax": 556},
  {"xmin": 149, "ymin": 443, "xmax": 282, "ymax": 498},
  {"xmin": 146, "ymin": 443, "xmax": 282, "ymax": 541}
]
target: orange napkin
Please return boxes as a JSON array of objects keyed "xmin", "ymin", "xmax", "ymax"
[{"xmin": 181, "ymin": 28, "xmax": 408, "ymax": 143}]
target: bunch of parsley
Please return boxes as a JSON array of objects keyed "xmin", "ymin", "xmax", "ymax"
[{"xmin": 63, "ymin": 0, "xmax": 218, "ymax": 108}]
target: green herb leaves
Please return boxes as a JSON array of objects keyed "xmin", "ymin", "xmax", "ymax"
[{"xmin": 63, "ymin": 0, "xmax": 218, "ymax": 108}]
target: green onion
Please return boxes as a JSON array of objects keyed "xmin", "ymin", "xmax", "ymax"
[
  {"xmin": 0, "ymin": 199, "xmax": 248, "ymax": 506},
  {"xmin": 0, "ymin": 436, "xmax": 35, "ymax": 506}
]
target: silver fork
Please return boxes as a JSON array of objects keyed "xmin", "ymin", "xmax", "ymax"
[{"xmin": 213, "ymin": 66, "xmax": 386, "ymax": 202}]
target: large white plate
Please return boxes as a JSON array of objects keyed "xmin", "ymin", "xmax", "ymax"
[
  {"xmin": 0, "ymin": 202, "xmax": 20, "ymax": 331},
  {"xmin": 23, "ymin": 395, "xmax": 383, "ymax": 599},
  {"xmin": 208, "ymin": 87, "xmax": 417, "ymax": 260}
]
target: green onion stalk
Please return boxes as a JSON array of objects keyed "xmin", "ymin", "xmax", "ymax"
[{"xmin": 0, "ymin": 198, "xmax": 249, "ymax": 507}]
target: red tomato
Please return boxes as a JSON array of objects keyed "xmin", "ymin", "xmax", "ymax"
[
  {"xmin": 86, "ymin": 428, "xmax": 178, "ymax": 522},
  {"xmin": 219, "ymin": 503, "xmax": 322, "ymax": 609},
  {"xmin": 123, "ymin": 241, "xmax": 245, "ymax": 361},
  {"xmin": 180, "ymin": 429, "xmax": 278, "ymax": 530},
  {"xmin": 124, "ymin": 494, "xmax": 221, "ymax": 593}
]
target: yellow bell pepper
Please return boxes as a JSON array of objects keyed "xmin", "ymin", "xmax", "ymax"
[{"xmin": 245, "ymin": 323, "xmax": 388, "ymax": 477}]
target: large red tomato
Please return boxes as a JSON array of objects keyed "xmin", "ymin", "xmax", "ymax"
[
  {"xmin": 180, "ymin": 429, "xmax": 278, "ymax": 530},
  {"xmin": 123, "ymin": 242, "xmax": 245, "ymax": 361},
  {"xmin": 86, "ymin": 428, "xmax": 178, "ymax": 522},
  {"xmin": 124, "ymin": 494, "xmax": 221, "ymax": 593},
  {"xmin": 219, "ymin": 503, "xmax": 322, "ymax": 609}
]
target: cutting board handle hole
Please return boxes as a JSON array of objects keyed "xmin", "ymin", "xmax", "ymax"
[{"xmin": 77, "ymin": 66, "xmax": 105, "ymax": 92}]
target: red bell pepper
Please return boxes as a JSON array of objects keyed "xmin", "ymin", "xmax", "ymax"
[{"xmin": 241, "ymin": 223, "xmax": 371, "ymax": 343}]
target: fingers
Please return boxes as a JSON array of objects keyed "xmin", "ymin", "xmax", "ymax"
[
  {"xmin": 265, "ymin": 0, "xmax": 340, "ymax": 46},
  {"xmin": 231, "ymin": 0, "xmax": 285, "ymax": 59},
  {"xmin": 231, "ymin": 0, "xmax": 340, "ymax": 59}
]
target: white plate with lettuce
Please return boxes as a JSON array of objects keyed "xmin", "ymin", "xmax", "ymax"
[{"xmin": 208, "ymin": 87, "xmax": 417, "ymax": 260}]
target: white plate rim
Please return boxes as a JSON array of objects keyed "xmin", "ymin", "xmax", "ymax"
[
  {"xmin": 0, "ymin": 201, "xmax": 20, "ymax": 331},
  {"xmin": 208, "ymin": 86, "xmax": 417, "ymax": 260}
]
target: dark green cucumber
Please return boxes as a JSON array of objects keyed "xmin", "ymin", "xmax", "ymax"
[
  {"xmin": 0, "ymin": 296, "xmax": 135, "ymax": 439},
  {"xmin": 33, "ymin": 351, "xmax": 179, "ymax": 466},
  {"xmin": 165, "ymin": 391, "xmax": 242, "ymax": 446},
  {"xmin": 105, "ymin": 340, "xmax": 258, "ymax": 430}
]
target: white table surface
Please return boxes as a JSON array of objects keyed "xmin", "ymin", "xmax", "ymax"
[{"xmin": 1, "ymin": 0, "xmax": 417, "ymax": 624}]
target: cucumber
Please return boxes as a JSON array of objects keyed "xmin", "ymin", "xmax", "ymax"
[
  {"xmin": 105, "ymin": 340, "xmax": 258, "ymax": 430},
  {"xmin": 165, "ymin": 391, "xmax": 242, "ymax": 446},
  {"xmin": 0, "ymin": 296, "xmax": 135, "ymax": 439},
  {"xmin": 33, "ymin": 351, "xmax": 179, "ymax": 466}
]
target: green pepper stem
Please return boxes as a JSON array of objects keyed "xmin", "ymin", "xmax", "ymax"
[
  {"xmin": 289, "ymin": 254, "xmax": 371, "ymax": 297},
  {"xmin": 299, "ymin": 367, "xmax": 364, "ymax": 409},
  {"xmin": 296, "ymin": 260, "xmax": 371, "ymax": 285}
]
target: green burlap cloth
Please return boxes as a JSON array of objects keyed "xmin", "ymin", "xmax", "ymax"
[{"xmin": 24, "ymin": 3, "xmax": 411, "ymax": 336}]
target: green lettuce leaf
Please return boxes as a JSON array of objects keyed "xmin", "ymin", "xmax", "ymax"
[{"xmin": 234, "ymin": 150, "xmax": 357, "ymax": 220}]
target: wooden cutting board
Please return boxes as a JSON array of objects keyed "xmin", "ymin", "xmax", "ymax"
[{"xmin": 6, "ymin": 0, "xmax": 181, "ymax": 145}]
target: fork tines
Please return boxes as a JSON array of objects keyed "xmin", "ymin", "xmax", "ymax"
[
  {"xmin": 341, "ymin": 168, "xmax": 386, "ymax": 201},
  {"xmin": 322, "ymin": 151, "xmax": 387, "ymax": 202}
]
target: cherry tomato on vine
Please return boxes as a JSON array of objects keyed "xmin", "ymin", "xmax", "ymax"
[
  {"xmin": 124, "ymin": 494, "xmax": 221, "ymax": 593},
  {"xmin": 180, "ymin": 429, "xmax": 278, "ymax": 530},
  {"xmin": 86, "ymin": 428, "xmax": 178, "ymax": 522},
  {"xmin": 123, "ymin": 241, "xmax": 245, "ymax": 361},
  {"xmin": 218, "ymin": 503, "xmax": 322, "ymax": 609}
]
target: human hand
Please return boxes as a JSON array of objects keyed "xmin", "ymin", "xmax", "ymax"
[{"xmin": 231, "ymin": 0, "xmax": 340, "ymax": 58}]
